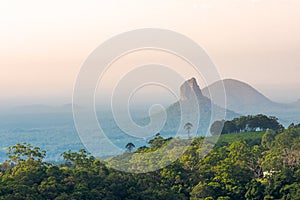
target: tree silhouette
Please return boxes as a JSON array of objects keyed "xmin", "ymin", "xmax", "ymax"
[
  {"xmin": 125, "ymin": 142, "xmax": 135, "ymax": 153},
  {"xmin": 184, "ymin": 122, "xmax": 193, "ymax": 139}
]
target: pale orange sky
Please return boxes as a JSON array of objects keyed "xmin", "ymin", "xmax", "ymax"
[{"xmin": 1, "ymin": 0, "xmax": 300, "ymax": 106}]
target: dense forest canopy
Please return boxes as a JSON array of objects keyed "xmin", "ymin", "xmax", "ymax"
[
  {"xmin": 0, "ymin": 116, "xmax": 300, "ymax": 199},
  {"xmin": 210, "ymin": 114, "xmax": 284, "ymax": 135}
]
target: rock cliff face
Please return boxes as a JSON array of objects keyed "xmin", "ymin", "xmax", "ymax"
[{"xmin": 180, "ymin": 78, "xmax": 203, "ymax": 101}]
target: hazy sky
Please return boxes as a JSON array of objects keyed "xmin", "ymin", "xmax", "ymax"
[{"xmin": 1, "ymin": 0, "xmax": 300, "ymax": 107}]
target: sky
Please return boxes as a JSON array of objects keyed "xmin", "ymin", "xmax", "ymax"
[{"xmin": 1, "ymin": 0, "xmax": 300, "ymax": 108}]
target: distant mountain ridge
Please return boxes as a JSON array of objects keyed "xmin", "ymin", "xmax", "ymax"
[
  {"xmin": 149, "ymin": 78, "xmax": 239, "ymax": 136},
  {"xmin": 10, "ymin": 104, "xmax": 83, "ymax": 113},
  {"xmin": 202, "ymin": 79, "xmax": 300, "ymax": 126}
]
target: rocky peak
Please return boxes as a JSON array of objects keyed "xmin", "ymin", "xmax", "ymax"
[{"xmin": 180, "ymin": 78, "xmax": 203, "ymax": 101}]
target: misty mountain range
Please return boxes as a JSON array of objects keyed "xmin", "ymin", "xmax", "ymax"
[
  {"xmin": 6, "ymin": 78, "xmax": 300, "ymax": 127},
  {"xmin": 0, "ymin": 78, "xmax": 299, "ymax": 161},
  {"xmin": 146, "ymin": 77, "xmax": 300, "ymax": 136}
]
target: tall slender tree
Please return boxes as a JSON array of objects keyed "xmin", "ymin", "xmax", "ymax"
[{"xmin": 184, "ymin": 122, "xmax": 193, "ymax": 139}]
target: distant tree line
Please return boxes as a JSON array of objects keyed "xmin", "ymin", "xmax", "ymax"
[
  {"xmin": 210, "ymin": 114, "xmax": 284, "ymax": 135},
  {"xmin": 288, "ymin": 123, "xmax": 300, "ymax": 129}
]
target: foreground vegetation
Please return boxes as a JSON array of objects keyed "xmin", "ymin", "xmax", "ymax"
[
  {"xmin": 214, "ymin": 131, "xmax": 265, "ymax": 147},
  {"xmin": 0, "ymin": 121, "xmax": 300, "ymax": 199}
]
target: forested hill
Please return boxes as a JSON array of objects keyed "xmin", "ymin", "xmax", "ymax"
[{"xmin": 1, "ymin": 125, "xmax": 300, "ymax": 199}]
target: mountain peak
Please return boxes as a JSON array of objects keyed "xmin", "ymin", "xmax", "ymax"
[
  {"xmin": 202, "ymin": 78, "xmax": 279, "ymax": 114},
  {"xmin": 180, "ymin": 78, "xmax": 203, "ymax": 101}
]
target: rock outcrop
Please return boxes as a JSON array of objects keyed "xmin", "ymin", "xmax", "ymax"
[{"xmin": 180, "ymin": 77, "xmax": 203, "ymax": 101}]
